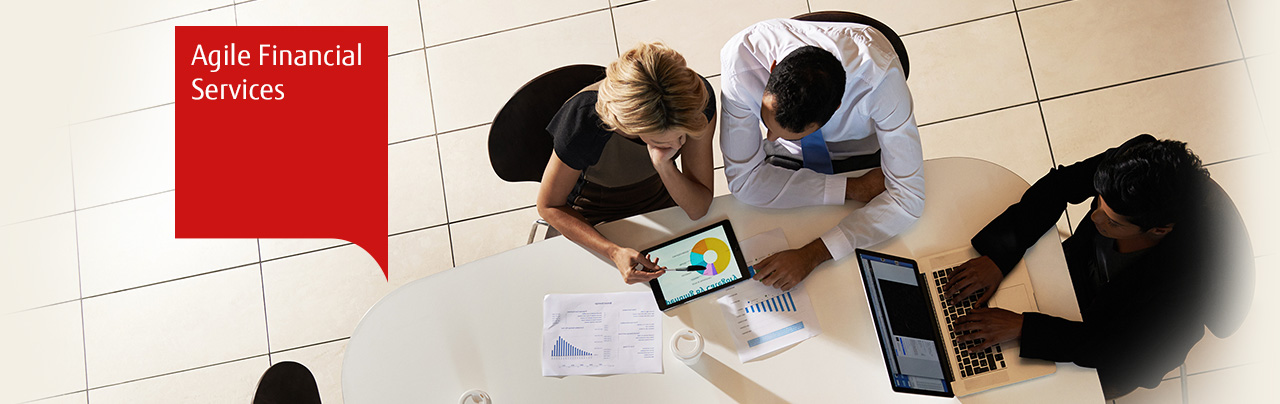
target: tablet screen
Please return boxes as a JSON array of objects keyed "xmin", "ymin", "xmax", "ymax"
[{"xmin": 645, "ymin": 220, "xmax": 750, "ymax": 310}]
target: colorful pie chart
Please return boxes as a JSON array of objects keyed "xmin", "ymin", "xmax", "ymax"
[{"xmin": 690, "ymin": 238, "xmax": 732, "ymax": 276}]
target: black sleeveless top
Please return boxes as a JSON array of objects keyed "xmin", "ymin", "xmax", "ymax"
[{"xmin": 545, "ymin": 76, "xmax": 716, "ymax": 223}]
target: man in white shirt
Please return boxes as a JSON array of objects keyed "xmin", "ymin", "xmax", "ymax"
[{"xmin": 720, "ymin": 18, "xmax": 924, "ymax": 291}]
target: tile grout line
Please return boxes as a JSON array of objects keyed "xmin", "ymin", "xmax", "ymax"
[
  {"xmin": 1010, "ymin": 1, "xmax": 1058, "ymax": 168},
  {"xmin": 257, "ymin": 239, "xmax": 272, "ymax": 365},
  {"xmin": 607, "ymin": 1, "xmax": 621, "ymax": 57},
  {"xmin": 269, "ymin": 336, "xmax": 349, "ymax": 356},
  {"xmin": 1224, "ymin": 0, "xmax": 1274, "ymax": 153},
  {"xmin": 415, "ymin": 0, "xmax": 455, "ymax": 269},
  {"xmin": 104, "ymin": 3, "xmax": 239, "ymax": 34},
  {"xmin": 67, "ymin": 123, "xmax": 92, "ymax": 402},
  {"xmin": 435, "ymin": 136, "xmax": 456, "ymax": 268},
  {"xmin": 81, "ymin": 354, "xmax": 271, "ymax": 393}
]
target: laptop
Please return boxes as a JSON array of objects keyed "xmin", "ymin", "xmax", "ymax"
[{"xmin": 854, "ymin": 247, "xmax": 1056, "ymax": 397}]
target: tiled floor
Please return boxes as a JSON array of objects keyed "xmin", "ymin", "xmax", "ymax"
[{"xmin": 1, "ymin": 0, "xmax": 1276, "ymax": 403}]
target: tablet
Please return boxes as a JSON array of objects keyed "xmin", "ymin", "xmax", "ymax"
[{"xmin": 643, "ymin": 220, "xmax": 751, "ymax": 311}]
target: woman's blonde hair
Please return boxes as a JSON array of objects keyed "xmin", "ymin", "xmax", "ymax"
[{"xmin": 595, "ymin": 42, "xmax": 710, "ymax": 137}]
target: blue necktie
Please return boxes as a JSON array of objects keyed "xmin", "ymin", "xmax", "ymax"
[{"xmin": 800, "ymin": 128, "xmax": 834, "ymax": 174}]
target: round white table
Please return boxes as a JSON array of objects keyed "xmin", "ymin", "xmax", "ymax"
[{"xmin": 342, "ymin": 158, "xmax": 1105, "ymax": 403}]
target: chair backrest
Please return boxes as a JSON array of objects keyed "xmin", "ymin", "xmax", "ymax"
[
  {"xmin": 253, "ymin": 361, "xmax": 322, "ymax": 404},
  {"xmin": 488, "ymin": 65, "xmax": 607, "ymax": 183},
  {"xmin": 793, "ymin": 11, "xmax": 910, "ymax": 79},
  {"xmin": 1199, "ymin": 177, "xmax": 1255, "ymax": 338}
]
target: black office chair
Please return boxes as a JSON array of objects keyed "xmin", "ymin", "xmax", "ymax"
[
  {"xmin": 793, "ymin": 11, "xmax": 910, "ymax": 80},
  {"xmin": 1200, "ymin": 178, "xmax": 1255, "ymax": 339},
  {"xmin": 489, "ymin": 64, "xmax": 607, "ymax": 244},
  {"xmin": 252, "ymin": 361, "xmax": 322, "ymax": 404}
]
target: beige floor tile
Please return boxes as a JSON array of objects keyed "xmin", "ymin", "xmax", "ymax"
[
  {"xmin": 0, "ymin": 302, "xmax": 85, "ymax": 403},
  {"xmin": 29, "ymin": 392, "xmax": 87, "ymax": 404},
  {"xmin": 920, "ymin": 104, "xmax": 1054, "ymax": 183},
  {"xmin": 262, "ymin": 227, "xmax": 451, "ymax": 351},
  {"xmin": 1115, "ymin": 376, "xmax": 1182, "ymax": 404},
  {"xmin": 612, "ymin": 0, "xmax": 808, "ymax": 76},
  {"xmin": 258, "ymin": 238, "xmax": 346, "ymax": 261},
  {"xmin": 449, "ymin": 207, "xmax": 542, "ymax": 266},
  {"xmin": 1015, "ymin": 0, "xmax": 1062, "ymax": 10},
  {"xmin": 1066, "ymin": 201, "xmax": 1090, "ymax": 232},
  {"xmin": 1020, "ymin": 0, "xmax": 1241, "ymax": 98},
  {"xmin": 388, "ymin": 50, "xmax": 436, "ymax": 144},
  {"xmin": 426, "ymin": 10, "xmax": 617, "ymax": 132},
  {"xmin": 419, "ymin": 0, "xmax": 605, "ymax": 46},
  {"xmin": 808, "ymin": 0, "xmax": 1011, "ymax": 35},
  {"xmin": 96, "ymin": 0, "xmax": 232, "ymax": 33},
  {"xmin": 0, "ymin": 128, "xmax": 74, "ymax": 225},
  {"xmin": 1184, "ymin": 255, "xmax": 1279, "ymax": 374},
  {"xmin": 389, "ymin": 225, "xmax": 455, "ymax": 275},
  {"xmin": 1207, "ymin": 156, "xmax": 1277, "ymax": 257},
  {"xmin": 389, "ymin": 138, "xmax": 447, "ymax": 234},
  {"xmin": 75, "ymin": 192, "xmax": 259, "ymax": 296},
  {"xmin": 272, "ymin": 340, "xmax": 348, "ymax": 404},
  {"xmin": 438, "ymin": 125, "xmax": 540, "ymax": 221},
  {"xmin": 71, "ymin": 8, "xmax": 235, "ymax": 122},
  {"xmin": 1230, "ymin": 0, "xmax": 1280, "ymax": 58},
  {"xmin": 1042, "ymin": 62, "xmax": 1266, "ymax": 166},
  {"xmin": 82, "ymin": 265, "xmax": 267, "ymax": 388},
  {"xmin": 87, "ymin": 357, "xmax": 268, "ymax": 404},
  {"xmin": 0, "ymin": 213, "xmax": 79, "ymax": 313},
  {"xmin": 235, "ymin": 0, "xmax": 424, "ymax": 55},
  {"xmin": 1247, "ymin": 55, "xmax": 1280, "ymax": 149},
  {"xmin": 70, "ymin": 105, "xmax": 174, "ymax": 209},
  {"xmin": 1186, "ymin": 363, "xmax": 1277, "ymax": 403},
  {"xmin": 901, "ymin": 13, "xmax": 1037, "ymax": 124}
]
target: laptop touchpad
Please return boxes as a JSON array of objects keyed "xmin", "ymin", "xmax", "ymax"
[{"xmin": 989, "ymin": 284, "xmax": 1032, "ymax": 313}]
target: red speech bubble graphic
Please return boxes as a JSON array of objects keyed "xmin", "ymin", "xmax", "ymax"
[{"xmin": 176, "ymin": 26, "xmax": 389, "ymax": 278}]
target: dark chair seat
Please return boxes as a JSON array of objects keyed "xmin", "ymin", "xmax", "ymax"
[
  {"xmin": 793, "ymin": 11, "xmax": 910, "ymax": 79},
  {"xmin": 488, "ymin": 65, "xmax": 607, "ymax": 183},
  {"xmin": 253, "ymin": 361, "xmax": 322, "ymax": 404}
]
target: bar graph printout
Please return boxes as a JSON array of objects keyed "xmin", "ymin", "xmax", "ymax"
[
  {"xmin": 542, "ymin": 292, "xmax": 662, "ymax": 376},
  {"xmin": 717, "ymin": 281, "xmax": 822, "ymax": 362}
]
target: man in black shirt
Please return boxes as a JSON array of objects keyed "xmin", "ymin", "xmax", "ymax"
[{"xmin": 942, "ymin": 135, "xmax": 1253, "ymax": 399}]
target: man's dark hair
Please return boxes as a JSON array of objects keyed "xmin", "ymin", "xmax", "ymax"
[
  {"xmin": 1093, "ymin": 138, "xmax": 1209, "ymax": 230},
  {"xmin": 763, "ymin": 46, "xmax": 846, "ymax": 133}
]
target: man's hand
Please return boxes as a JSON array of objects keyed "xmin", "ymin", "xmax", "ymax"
[
  {"xmin": 609, "ymin": 247, "xmax": 665, "ymax": 284},
  {"xmin": 955, "ymin": 308, "xmax": 1023, "ymax": 353},
  {"xmin": 752, "ymin": 240, "xmax": 832, "ymax": 291},
  {"xmin": 943, "ymin": 256, "xmax": 1004, "ymax": 306},
  {"xmin": 845, "ymin": 168, "xmax": 886, "ymax": 203}
]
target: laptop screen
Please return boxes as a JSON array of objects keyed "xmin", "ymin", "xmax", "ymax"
[{"xmin": 856, "ymin": 250, "xmax": 953, "ymax": 397}]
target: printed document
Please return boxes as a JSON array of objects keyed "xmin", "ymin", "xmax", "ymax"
[{"xmin": 542, "ymin": 291, "xmax": 662, "ymax": 376}]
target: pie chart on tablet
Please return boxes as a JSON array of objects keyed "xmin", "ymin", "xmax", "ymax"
[{"xmin": 690, "ymin": 238, "xmax": 731, "ymax": 276}]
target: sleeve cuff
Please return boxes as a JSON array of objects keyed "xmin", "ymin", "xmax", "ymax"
[
  {"xmin": 820, "ymin": 226, "xmax": 856, "ymax": 261},
  {"xmin": 823, "ymin": 175, "xmax": 846, "ymax": 205}
]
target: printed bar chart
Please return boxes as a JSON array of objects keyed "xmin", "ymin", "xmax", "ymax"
[
  {"xmin": 551, "ymin": 337, "xmax": 593, "ymax": 357},
  {"xmin": 745, "ymin": 292, "xmax": 796, "ymax": 313}
]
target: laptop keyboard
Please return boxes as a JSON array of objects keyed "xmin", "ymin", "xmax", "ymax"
[{"xmin": 933, "ymin": 266, "xmax": 1007, "ymax": 378}]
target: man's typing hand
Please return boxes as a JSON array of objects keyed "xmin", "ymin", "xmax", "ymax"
[{"xmin": 943, "ymin": 256, "xmax": 1004, "ymax": 306}]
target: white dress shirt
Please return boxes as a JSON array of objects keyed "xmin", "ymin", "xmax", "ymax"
[{"xmin": 719, "ymin": 18, "xmax": 925, "ymax": 261}]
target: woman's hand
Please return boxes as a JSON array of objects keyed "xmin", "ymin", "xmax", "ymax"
[
  {"xmin": 647, "ymin": 142, "xmax": 682, "ymax": 168},
  {"xmin": 609, "ymin": 246, "xmax": 665, "ymax": 284}
]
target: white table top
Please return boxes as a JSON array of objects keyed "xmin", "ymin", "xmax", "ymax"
[{"xmin": 342, "ymin": 157, "xmax": 1105, "ymax": 403}]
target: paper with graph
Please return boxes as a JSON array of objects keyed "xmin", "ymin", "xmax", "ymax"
[
  {"xmin": 717, "ymin": 281, "xmax": 822, "ymax": 362},
  {"xmin": 542, "ymin": 292, "xmax": 662, "ymax": 376}
]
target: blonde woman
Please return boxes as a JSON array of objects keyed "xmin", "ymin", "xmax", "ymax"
[{"xmin": 536, "ymin": 43, "xmax": 716, "ymax": 285}]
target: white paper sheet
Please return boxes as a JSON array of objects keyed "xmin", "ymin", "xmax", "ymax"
[
  {"xmin": 716, "ymin": 228, "xmax": 822, "ymax": 362},
  {"xmin": 541, "ymin": 291, "xmax": 662, "ymax": 376}
]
